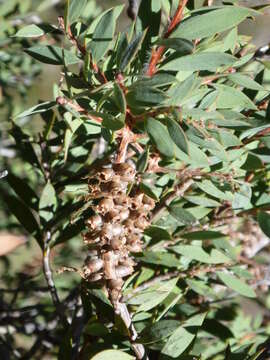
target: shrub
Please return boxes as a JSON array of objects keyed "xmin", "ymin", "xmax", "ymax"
[{"xmin": 1, "ymin": 0, "xmax": 270, "ymax": 359}]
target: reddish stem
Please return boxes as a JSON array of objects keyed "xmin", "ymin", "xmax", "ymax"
[{"xmin": 146, "ymin": 0, "xmax": 189, "ymax": 76}]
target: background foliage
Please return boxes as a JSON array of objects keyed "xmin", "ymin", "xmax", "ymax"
[{"xmin": 1, "ymin": 0, "xmax": 270, "ymax": 359}]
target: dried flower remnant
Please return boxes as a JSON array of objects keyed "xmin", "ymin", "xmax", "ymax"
[{"xmin": 82, "ymin": 163, "xmax": 155, "ymax": 304}]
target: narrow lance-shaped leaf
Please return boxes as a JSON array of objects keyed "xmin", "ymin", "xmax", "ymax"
[
  {"xmin": 91, "ymin": 350, "xmax": 135, "ymax": 360},
  {"xmin": 136, "ymin": 147, "xmax": 149, "ymax": 173},
  {"xmin": 217, "ymin": 272, "xmax": 256, "ymax": 298},
  {"xmin": 156, "ymin": 37, "xmax": 194, "ymax": 54},
  {"xmin": 228, "ymin": 73, "xmax": 265, "ymax": 91},
  {"xmin": 113, "ymin": 83, "xmax": 126, "ymax": 114},
  {"xmin": 258, "ymin": 212, "xmax": 270, "ymax": 238},
  {"xmin": 15, "ymin": 101, "xmax": 56, "ymax": 119},
  {"xmin": 137, "ymin": 277, "xmax": 179, "ymax": 312},
  {"xmin": 166, "ymin": 116, "xmax": 189, "ymax": 154},
  {"xmin": 66, "ymin": 0, "xmax": 87, "ymax": 25},
  {"xmin": 146, "ymin": 118, "xmax": 175, "ymax": 158},
  {"xmin": 39, "ymin": 181, "xmax": 57, "ymax": 224},
  {"xmin": 25, "ymin": 45, "xmax": 80, "ymax": 66},
  {"xmin": 214, "ymin": 84, "xmax": 258, "ymax": 110},
  {"xmin": 88, "ymin": 5, "xmax": 124, "ymax": 63},
  {"xmin": 13, "ymin": 24, "xmax": 57, "ymax": 38},
  {"xmin": 171, "ymin": 6, "xmax": 251, "ymax": 40},
  {"xmin": 7, "ymin": 173, "xmax": 39, "ymax": 210},
  {"xmin": 4, "ymin": 195, "xmax": 42, "ymax": 247},
  {"xmin": 119, "ymin": 30, "xmax": 147, "ymax": 71},
  {"xmin": 169, "ymin": 206, "xmax": 197, "ymax": 225},
  {"xmin": 127, "ymin": 86, "xmax": 168, "ymax": 108},
  {"xmin": 162, "ymin": 312, "xmax": 207, "ymax": 358},
  {"xmin": 162, "ymin": 52, "xmax": 236, "ymax": 72}
]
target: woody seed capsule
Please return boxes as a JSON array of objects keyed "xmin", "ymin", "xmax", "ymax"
[
  {"xmin": 85, "ymin": 258, "xmax": 104, "ymax": 273},
  {"xmin": 96, "ymin": 198, "xmax": 114, "ymax": 215},
  {"xmin": 115, "ymin": 265, "xmax": 134, "ymax": 278},
  {"xmin": 103, "ymin": 251, "xmax": 117, "ymax": 280},
  {"xmin": 86, "ymin": 214, "xmax": 103, "ymax": 230},
  {"xmin": 99, "ymin": 167, "xmax": 115, "ymax": 182}
]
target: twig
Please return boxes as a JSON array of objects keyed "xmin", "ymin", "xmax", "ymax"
[
  {"xmin": 146, "ymin": 0, "xmax": 189, "ymax": 76},
  {"xmin": 56, "ymin": 96, "xmax": 102, "ymax": 123},
  {"xmin": 58, "ymin": 16, "xmax": 86, "ymax": 55},
  {"xmin": 127, "ymin": 0, "xmax": 138, "ymax": 21},
  {"xmin": 115, "ymin": 302, "xmax": 148, "ymax": 359},
  {"xmin": 151, "ymin": 178, "xmax": 194, "ymax": 222},
  {"xmin": 124, "ymin": 264, "xmax": 232, "ymax": 303},
  {"xmin": 43, "ymin": 231, "xmax": 68, "ymax": 325}
]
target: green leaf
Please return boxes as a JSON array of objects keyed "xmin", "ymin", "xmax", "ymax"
[
  {"xmin": 196, "ymin": 180, "xmax": 232, "ymax": 201},
  {"xmin": 102, "ymin": 114, "xmax": 125, "ymax": 131},
  {"xmin": 172, "ymin": 6, "xmax": 250, "ymax": 40},
  {"xmin": 138, "ymin": 251, "xmax": 179, "ymax": 268},
  {"xmin": 39, "ymin": 182, "xmax": 57, "ymax": 223},
  {"xmin": 25, "ymin": 46, "xmax": 80, "ymax": 65},
  {"xmin": 156, "ymin": 37, "xmax": 194, "ymax": 54},
  {"xmin": 232, "ymin": 183, "xmax": 252, "ymax": 210},
  {"xmin": 258, "ymin": 212, "xmax": 270, "ymax": 238},
  {"xmin": 162, "ymin": 52, "xmax": 236, "ymax": 72},
  {"xmin": 173, "ymin": 245, "xmax": 230, "ymax": 264},
  {"xmin": 217, "ymin": 272, "xmax": 256, "ymax": 298},
  {"xmin": 13, "ymin": 24, "xmax": 46, "ymax": 38},
  {"xmin": 10, "ymin": 124, "xmax": 40, "ymax": 168},
  {"xmin": 162, "ymin": 313, "xmax": 207, "ymax": 358},
  {"xmin": 91, "ymin": 350, "xmax": 135, "ymax": 360},
  {"xmin": 119, "ymin": 30, "xmax": 147, "ymax": 71},
  {"xmin": 169, "ymin": 206, "xmax": 197, "ymax": 225},
  {"xmin": 113, "ymin": 83, "xmax": 126, "ymax": 114},
  {"xmin": 213, "ymin": 84, "xmax": 257, "ymax": 110},
  {"xmin": 183, "ymin": 231, "xmax": 226, "ymax": 240},
  {"xmin": 64, "ymin": 116, "xmax": 83, "ymax": 161},
  {"xmin": 54, "ymin": 219, "xmax": 85, "ymax": 245},
  {"xmin": 127, "ymin": 86, "xmax": 168, "ymax": 108},
  {"xmin": 4, "ymin": 195, "xmax": 42, "ymax": 247},
  {"xmin": 136, "ymin": 278, "xmax": 179, "ymax": 312},
  {"xmin": 131, "ymin": 73, "xmax": 176, "ymax": 89},
  {"xmin": 88, "ymin": 5, "xmax": 124, "ymax": 63},
  {"xmin": 166, "ymin": 117, "xmax": 189, "ymax": 154},
  {"xmin": 186, "ymin": 279, "xmax": 217, "ymax": 298},
  {"xmin": 7, "ymin": 173, "xmax": 38, "ymax": 210},
  {"xmin": 140, "ymin": 320, "xmax": 180, "ymax": 344},
  {"xmin": 185, "ymin": 195, "xmax": 220, "ymax": 208},
  {"xmin": 228, "ymin": 73, "xmax": 265, "ymax": 91},
  {"xmin": 136, "ymin": 147, "xmax": 149, "ymax": 172},
  {"xmin": 67, "ymin": 0, "xmax": 87, "ymax": 24},
  {"xmin": 146, "ymin": 118, "xmax": 175, "ymax": 158},
  {"xmin": 15, "ymin": 101, "xmax": 56, "ymax": 119},
  {"xmin": 144, "ymin": 226, "xmax": 171, "ymax": 241}
]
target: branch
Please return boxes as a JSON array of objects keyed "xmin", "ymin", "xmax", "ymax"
[
  {"xmin": 115, "ymin": 302, "xmax": 148, "ymax": 360},
  {"xmin": 43, "ymin": 231, "xmax": 68, "ymax": 325},
  {"xmin": 146, "ymin": 0, "xmax": 189, "ymax": 76},
  {"xmin": 151, "ymin": 178, "xmax": 194, "ymax": 222},
  {"xmin": 127, "ymin": 0, "xmax": 138, "ymax": 21},
  {"xmin": 56, "ymin": 96, "xmax": 102, "ymax": 123},
  {"xmin": 124, "ymin": 263, "xmax": 231, "ymax": 302}
]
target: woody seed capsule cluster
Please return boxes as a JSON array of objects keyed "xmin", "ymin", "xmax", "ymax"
[{"xmin": 82, "ymin": 162, "xmax": 155, "ymax": 303}]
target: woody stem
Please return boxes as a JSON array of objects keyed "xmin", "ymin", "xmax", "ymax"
[{"xmin": 146, "ymin": 0, "xmax": 189, "ymax": 76}]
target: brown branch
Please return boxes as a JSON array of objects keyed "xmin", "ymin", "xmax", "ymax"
[
  {"xmin": 43, "ymin": 231, "xmax": 68, "ymax": 326},
  {"xmin": 115, "ymin": 302, "xmax": 148, "ymax": 359},
  {"xmin": 56, "ymin": 96, "xmax": 102, "ymax": 123},
  {"xmin": 123, "ymin": 263, "xmax": 231, "ymax": 302},
  {"xmin": 58, "ymin": 16, "xmax": 86, "ymax": 55},
  {"xmin": 151, "ymin": 178, "xmax": 194, "ymax": 222},
  {"xmin": 146, "ymin": 0, "xmax": 189, "ymax": 76}
]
